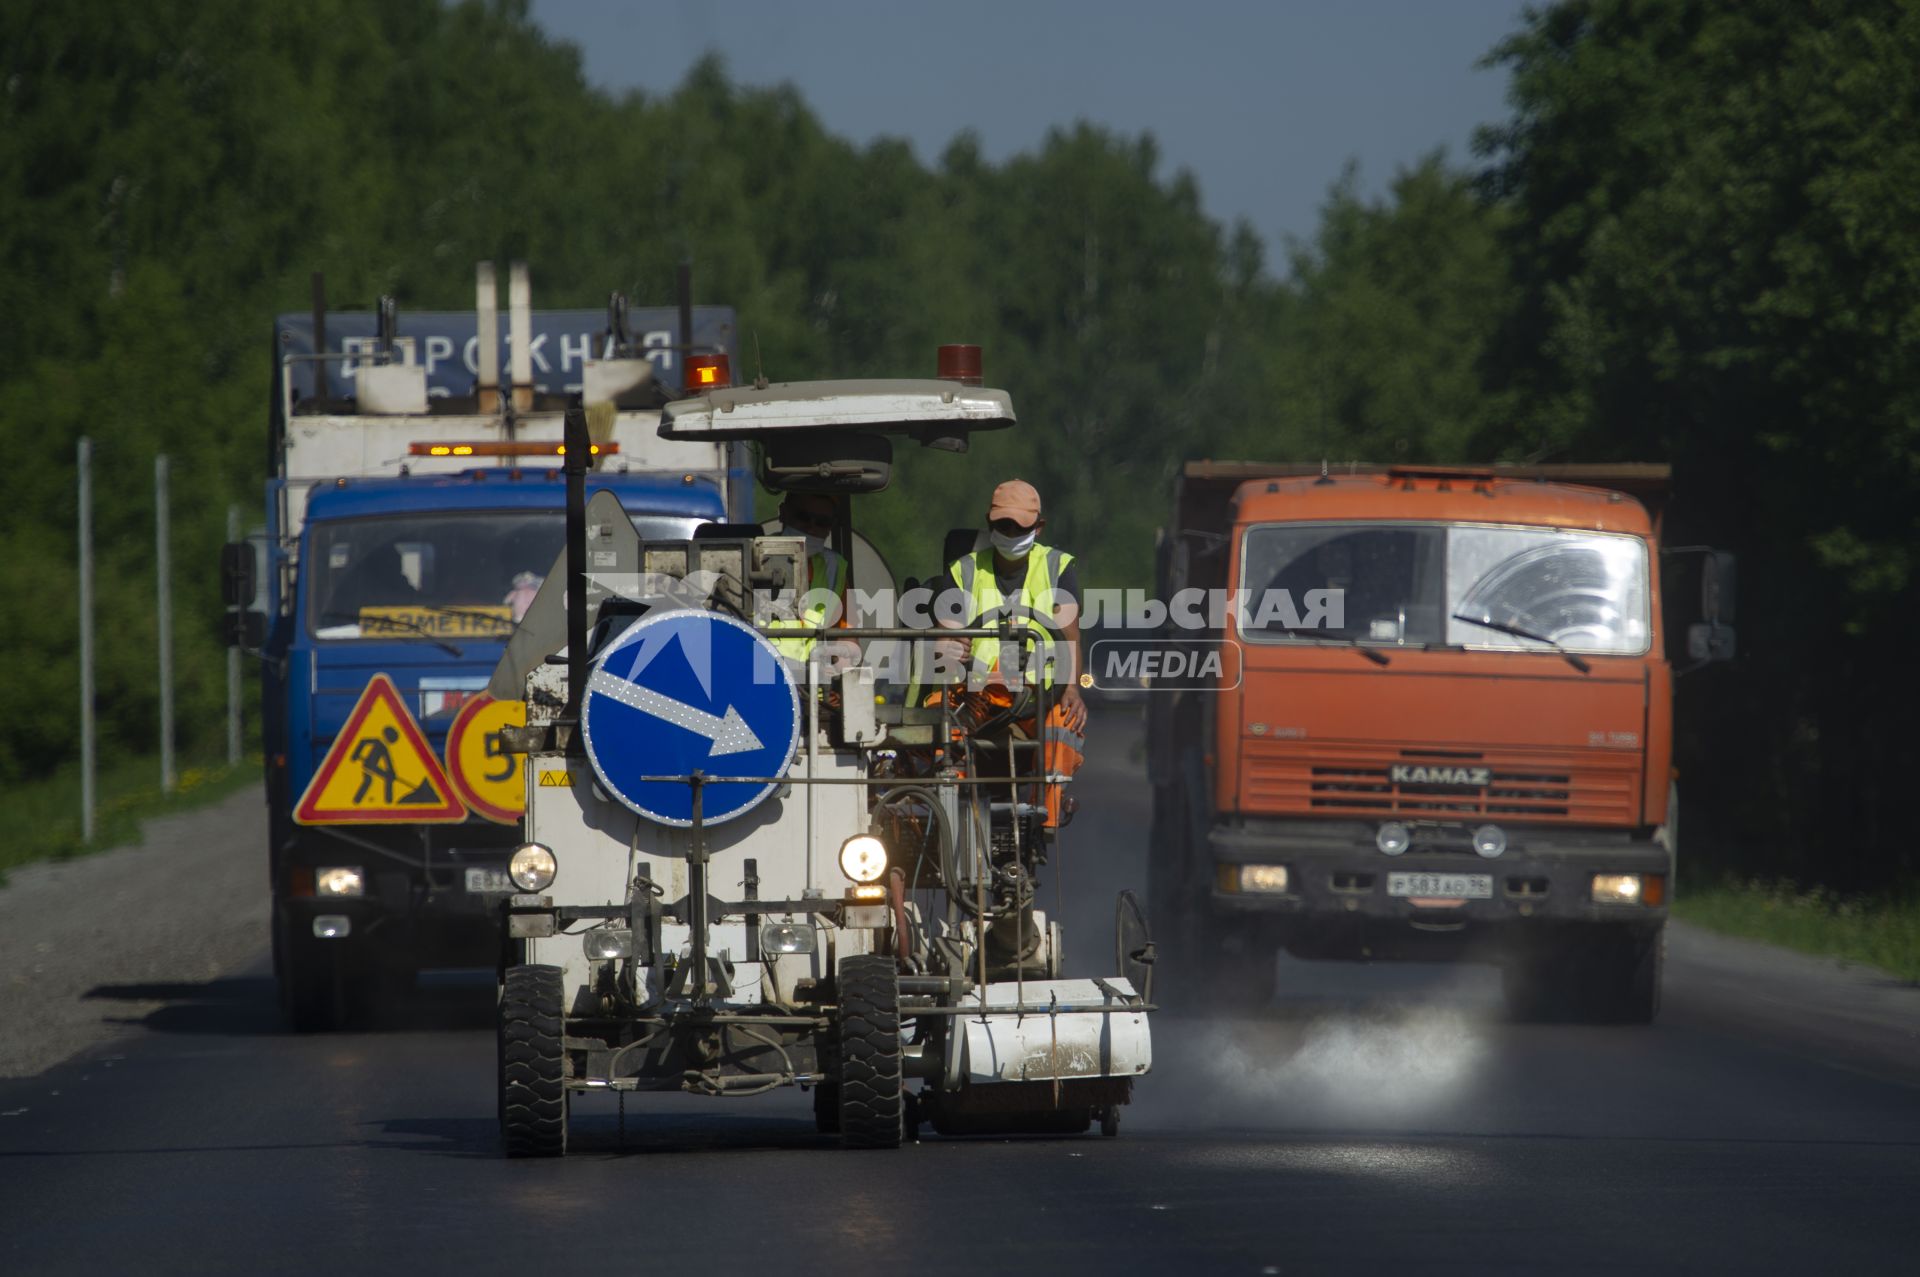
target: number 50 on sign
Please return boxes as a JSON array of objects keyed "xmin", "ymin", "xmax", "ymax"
[{"xmin": 445, "ymin": 694, "xmax": 527, "ymax": 825}]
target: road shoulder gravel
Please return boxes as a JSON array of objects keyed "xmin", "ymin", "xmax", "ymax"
[{"xmin": 0, "ymin": 788, "xmax": 268, "ymax": 1078}]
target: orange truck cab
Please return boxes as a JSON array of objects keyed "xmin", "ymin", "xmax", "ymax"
[{"xmin": 1143, "ymin": 463, "xmax": 1734, "ymax": 1023}]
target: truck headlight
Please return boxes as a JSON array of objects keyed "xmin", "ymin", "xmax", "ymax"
[
  {"xmin": 1238, "ymin": 864, "xmax": 1290, "ymax": 894},
  {"xmin": 1375, "ymin": 822, "xmax": 1411, "ymax": 856},
  {"xmin": 509, "ymin": 842, "xmax": 557, "ymax": 892},
  {"xmin": 838, "ymin": 834, "xmax": 888, "ymax": 884},
  {"xmin": 583, "ymin": 928, "xmax": 632, "ymax": 960},
  {"xmin": 1591, "ymin": 873, "xmax": 1642, "ymax": 904},
  {"xmin": 315, "ymin": 866, "xmax": 364, "ymax": 897},
  {"xmin": 1472, "ymin": 825, "xmax": 1507, "ymax": 859}
]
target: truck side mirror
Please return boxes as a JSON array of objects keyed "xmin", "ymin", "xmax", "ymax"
[
  {"xmin": 220, "ymin": 542, "xmax": 256, "ymax": 608},
  {"xmin": 1686, "ymin": 621, "xmax": 1736, "ymax": 664},
  {"xmin": 1701, "ymin": 551, "xmax": 1736, "ymax": 626},
  {"xmin": 224, "ymin": 608, "xmax": 266, "ymax": 649}
]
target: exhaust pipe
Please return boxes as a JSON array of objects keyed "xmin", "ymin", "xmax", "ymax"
[
  {"xmin": 509, "ymin": 261, "xmax": 533, "ymax": 411},
  {"xmin": 475, "ymin": 261, "xmax": 500, "ymax": 413}
]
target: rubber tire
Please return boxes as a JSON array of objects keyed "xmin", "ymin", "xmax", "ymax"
[
  {"xmin": 271, "ymin": 907, "xmax": 290, "ymax": 1011},
  {"xmin": 1503, "ymin": 926, "xmax": 1663, "ymax": 1026},
  {"xmin": 1585, "ymin": 925, "xmax": 1663, "ymax": 1025},
  {"xmin": 499, "ymin": 964, "xmax": 569, "ymax": 1157},
  {"xmin": 1147, "ymin": 777, "xmax": 1211, "ymax": 1010},
  {"xmin": 280, "ymin": 915, "xmax": 349, "ymax": 1033},
  {"xmin": 836, "ymin": 955, "xmax": 904, "ymax": 1149},
  {"xmin": 1500, "ymin": 955, "xmax": 1561, "ymax": 1024}
]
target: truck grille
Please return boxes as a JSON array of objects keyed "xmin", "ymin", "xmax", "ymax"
[{"xmin": 1242, "ymin": 743, "xmax": 1640, "ymax": 825}]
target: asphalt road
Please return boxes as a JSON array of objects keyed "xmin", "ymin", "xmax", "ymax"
[{"xmin": 4, "ymin": 708, "xmax": 1919, "ymax": 1275}]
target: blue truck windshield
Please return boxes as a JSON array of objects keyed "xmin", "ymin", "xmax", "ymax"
[{"xmin": 309, "ymin": 511, "xmax": 706, "ymax": 640}]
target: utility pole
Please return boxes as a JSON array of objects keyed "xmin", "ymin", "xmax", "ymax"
[
  {"xmin": 226, "ymin": 503, "xmax": 242, "ymax": 767},
  {"xmin": 78, "ymin": 438, "xmax": 96, "ymax": 842},
  {"xmin": 156, "ymin": 454, "xmax": 175, "ymax": 793}
]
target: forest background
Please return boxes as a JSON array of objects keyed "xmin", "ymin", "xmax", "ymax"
[{"xmin": 4, "ymin": 0, "xmax": 1916, "ymax": 894}]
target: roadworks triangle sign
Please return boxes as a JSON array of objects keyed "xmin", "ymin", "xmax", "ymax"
[{"xmin": 294, "ymin": 673, "xmax": 467, "ymax": 824}]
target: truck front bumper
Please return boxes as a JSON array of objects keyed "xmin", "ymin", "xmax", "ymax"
[
  {"xmin": 278, "ymin": 825, "xmax": 522, "ymax": 965},
  {"xmin": 1206, "ymin": 818, "xmax": 1669, "ymax": 953}
]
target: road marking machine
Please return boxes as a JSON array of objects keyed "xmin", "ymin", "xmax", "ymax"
[{"xmin": 492, "ymin": 354, "xmax": 1154, "ymax": 1153}]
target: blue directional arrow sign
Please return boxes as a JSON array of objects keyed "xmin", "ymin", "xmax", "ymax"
[{"xmin": 580, "ymin": 608, "xmax": 800, "ymax": 827}]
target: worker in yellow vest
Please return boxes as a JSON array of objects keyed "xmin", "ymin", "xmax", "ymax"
[
  {"xmin": 766, "ymin": 492, "xmax": 851, "ymax": 673},
  {"xmin": 940, "ymin": 479, "xmax": 1086, "ymax": 826}
]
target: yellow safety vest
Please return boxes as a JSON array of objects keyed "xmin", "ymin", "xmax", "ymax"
[
  {"xmin": 948, "ymin": 545, "xmax": 1074, "ymax": 687},
  {"xmin": 768, "ymin": 549, "xmax": 848, "ymax": 663}
]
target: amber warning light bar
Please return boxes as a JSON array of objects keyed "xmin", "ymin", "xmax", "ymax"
[
  {"xmin": 686, "ymin": 353, "xmax": 731, "ymax": 391},
  {"xmin": 408, "ymin": 442, "xmax": 619, "ymax": 457}
]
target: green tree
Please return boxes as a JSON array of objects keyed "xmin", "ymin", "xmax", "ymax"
[
  {"xmin": 1481, "ymin": 0, "xmax": 1920, "ymax": 886},
  {"xmin": 1232, "ymin": 156, "xmax": 1513, "ymax": 467}
]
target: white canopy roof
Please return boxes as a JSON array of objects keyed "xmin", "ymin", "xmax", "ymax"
[{"xmin": 659, "ymin": 378, "xmax": 1015, "ymax": 439}]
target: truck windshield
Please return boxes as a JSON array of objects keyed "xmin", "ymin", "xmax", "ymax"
[
  {"xmin": 309, "ymin": 512, "xmax": 707, "ymax": 640},
  {"xmin": 1240, "ymin": 522, "xmax": 1651, "ymax": 655}
]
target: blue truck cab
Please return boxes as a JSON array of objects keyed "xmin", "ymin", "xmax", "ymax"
[{"xmin": 230, "ymin": 265, "xmax": 744, "ymax": 1028}]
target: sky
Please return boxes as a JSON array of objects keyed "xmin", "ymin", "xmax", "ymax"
[{"xmin": 528, "ymin": 0, "xmax": 1530, "ymax": 266}]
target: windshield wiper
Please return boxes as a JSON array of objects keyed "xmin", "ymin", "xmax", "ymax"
[
  {"xmin": 1267, "ymin": 625, "xmax": 1391, "ymax": 666},
  {"xmin": 319, "ymin": 610, "xmax": 463, "ymax": 657},
  {"xmin": 1451, "ymin": 613, "xmax": 1589, "ymax": 673}
]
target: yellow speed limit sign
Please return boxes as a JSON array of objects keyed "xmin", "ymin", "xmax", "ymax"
[{"xmin": 444, "ymin": 694, "xmax": 527, "ymax": 825}]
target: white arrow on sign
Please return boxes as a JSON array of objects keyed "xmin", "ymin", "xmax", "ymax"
[{"xmin": 586, "ymin": 669, "xmax": 764, "ymax": 756}]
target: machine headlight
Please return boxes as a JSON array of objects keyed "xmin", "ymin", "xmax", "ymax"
[
  {"xmin": 1472, "ymin": 824, "xmax": 1507, "ymax": 859},
  {"xmin": 315, "ymin": 866, "xmax": 364, "ymax": 897},
  {"xmin": 1591, "ymin": 873, "xmax": 1643, "ymax": 905},
  {"xmin": 759, "ymin": 921, "xmax": 817, "ymax": 955},
  {"xmin": 583, "ymin": 928, "xmax": 632, "ymax": 960},
  {"xmin": 508, "ymin": 842, "xmax": 557, "ymax": 892},
  {"xmin": 1376, "ymin": 822, "xmax": 1411, "ymax": 856},
  {"xmin": 1238, "ymin": 864, "xmax": 1291, "ymax": 894},
  {"xmin": 838, "ymin": 834, "xmax": 889, "ymax": 884}
]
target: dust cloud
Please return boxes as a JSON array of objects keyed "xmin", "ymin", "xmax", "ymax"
[{"xmin": 1137, "ymin": 965, "xmax": 1499, "ymax": 1131}]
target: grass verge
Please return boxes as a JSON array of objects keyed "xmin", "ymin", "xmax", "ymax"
[
  {"xmin": 0, "ymin": 752, "xmax": 259, "ymax": 885},
  {"xmin": 1675, "ymin": 879, "xmax": 1920, "ymax": 984}
]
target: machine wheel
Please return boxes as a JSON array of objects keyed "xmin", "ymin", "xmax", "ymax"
[
  {"xmin": 836, "ymin": 955, "xmax": 904, "ymax": 1149},
  {"xmin": 1115, "ymin": 889, "xmax": 1155, "ymax": 999},
  {"xmin": 499, "ymin": 964, "xmax": 569, "ymax": 1157}
]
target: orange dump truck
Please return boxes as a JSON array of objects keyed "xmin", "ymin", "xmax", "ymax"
[{"xmin": 1142, "ymin": 463, "xmax": 1734, "ymax": 1023}]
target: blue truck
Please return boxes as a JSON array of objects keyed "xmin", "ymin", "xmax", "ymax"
[{"xmin": 224, "ymin": 262, "xmax": 746, "ymax": 1029}]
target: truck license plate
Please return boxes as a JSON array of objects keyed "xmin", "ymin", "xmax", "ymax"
[
  {"xmin": 1388, "ymin": 872, "xmax": 1493, "ymax": 900},
  {"xmin": 465, "ymin": 868, "xmax": 514, "ymax": 894}
]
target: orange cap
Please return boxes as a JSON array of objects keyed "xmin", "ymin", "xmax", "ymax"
[{"xmin": 988, "ymin": 479, "xmax": 1041, "ymax": 524}]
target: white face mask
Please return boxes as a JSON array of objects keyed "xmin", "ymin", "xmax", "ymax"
[{"xmin": 990, "ymin": 527, "xmax": 1038, "ymax": 559}]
